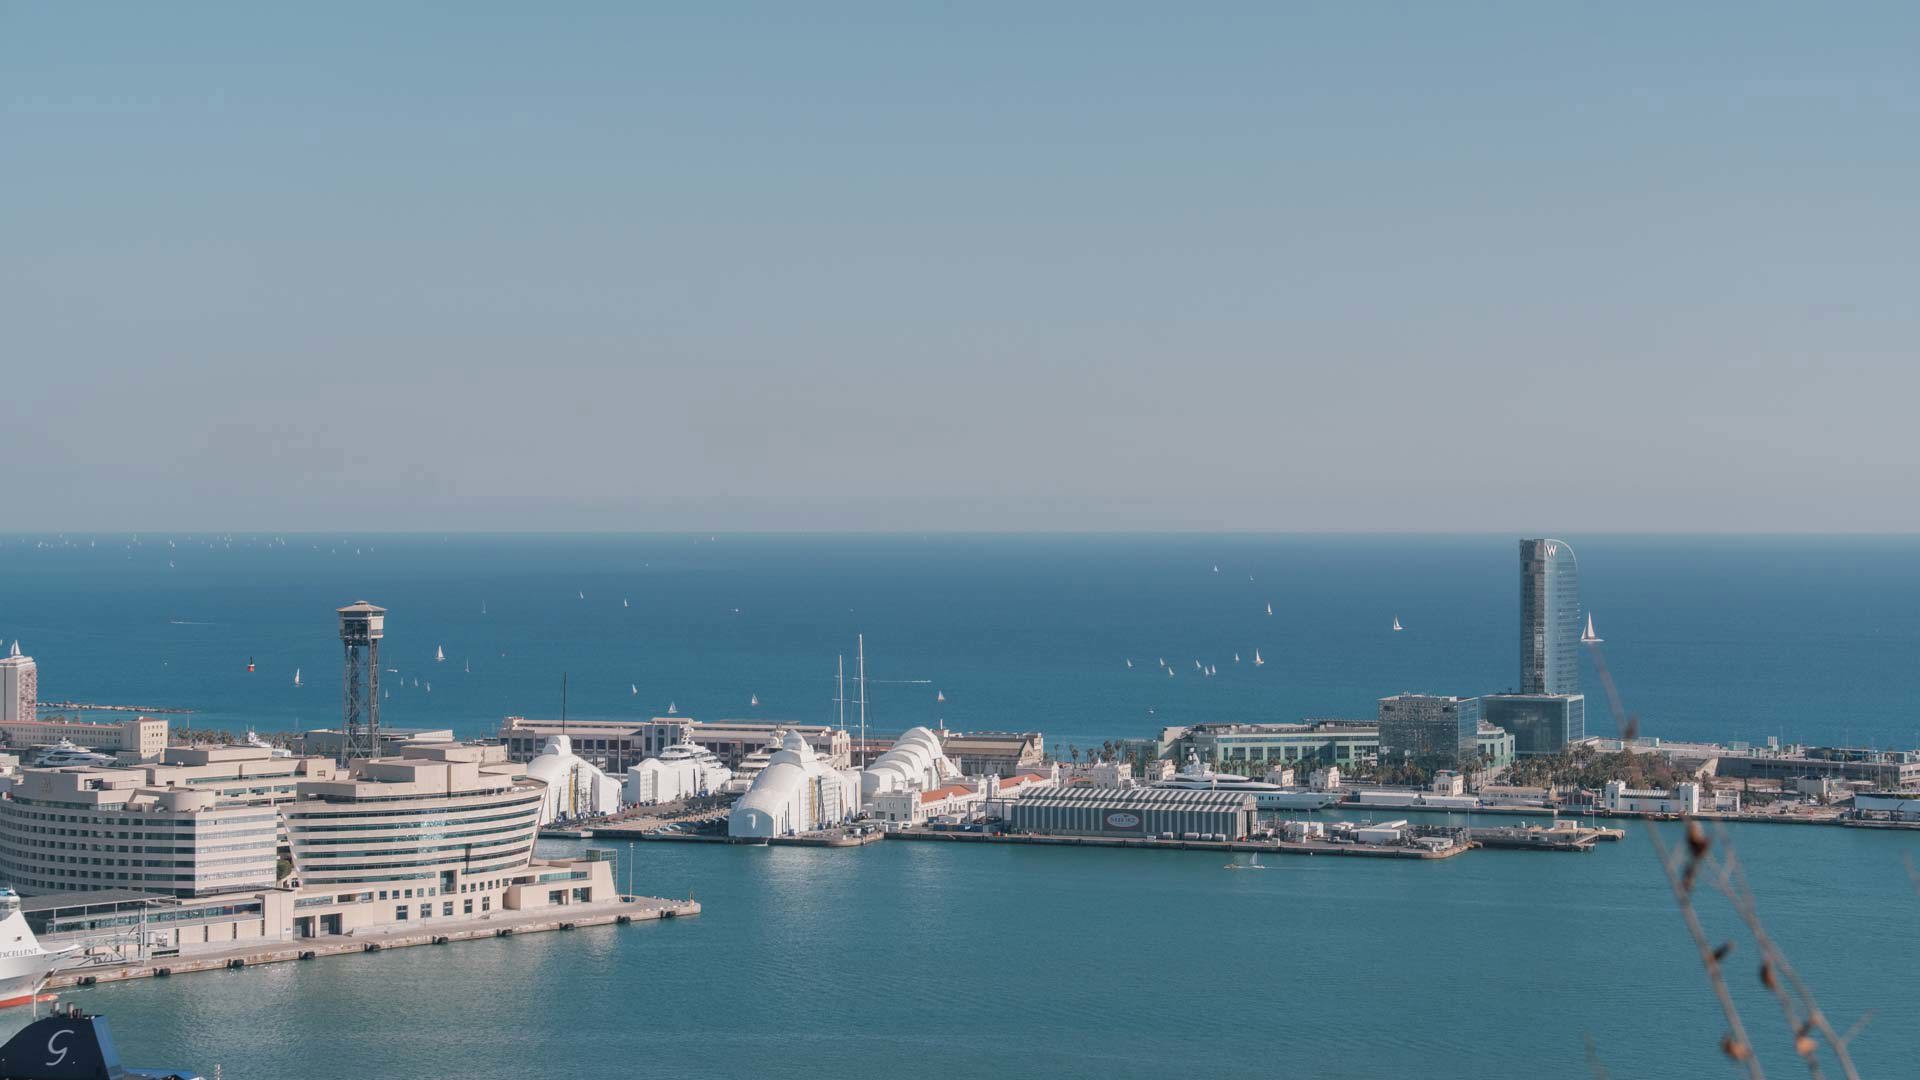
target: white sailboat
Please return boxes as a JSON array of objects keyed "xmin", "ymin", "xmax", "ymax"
[
  {"xmin": 1253, "ymin": 649, "xmax": 1265, "ymax": 666},
  {"xmin": 1392, "ymin": 616, "xmax": 1404, "ymax": 632},
  {"xmin": 578, "ymin": 590, "xmax": 585, "ymax": 600},
  {"xmin": 292, "ymin": 667, "xmax": 302, "ymax": 687},
  {"xmin": 1266, "ymin": 602, "xmax": 1273, "ymax": 616},
  {"xmin": 623, "ymin": 597, "xmax": 630, "ymax": 608},
  {"xmin": 1167, "ymin": 667, "xmax": 1175, "ymax": 678},
  {"xmin": 936, "ymin": 690, "xmax": 946, "ymax": 703},
  {"xmin": 464, "ymin": 658, "xmax": 470, "ymax": 673},
  {"xmin": 667, "ymin": 701, "xmax": 677, "ymax": 715},
  {"xmin": 750, "ymin": 694, "xmax": 759, "ymax": 707},
  {"xmin": 1125, "ymin": 658, "xmax": 1133, "ymax": 668},
  {"xmin": 424, "ymin": 681, "xmax": 431, "ymax": 693},
  {"xmin": 1582, "ymin": 613, "xmax": 1604, "ymax": 645},
  {"xmin": 631, "ymin": 684, "xmax": 638, "ymax": 695},
  {"xmin": 1225, "ymin": 853, "xmax": 1267, "ymax": 871},
  {"xmin": 482, "ymin": 600, "xmax": 487, "ymax": 614},
  {"xmin": 435, "ymin": 645, "xmax": 446, "ymax": 663},
  {"xmin": 1234, "ymin": 652, "xmax": 1241, "ymax": 663}
]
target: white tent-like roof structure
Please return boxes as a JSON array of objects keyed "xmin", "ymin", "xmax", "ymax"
[
  {"xmin": 859, "ymin": 726, "xmax": 962, "ymax": 801},
  {"xmin": 728, "ymin": 730, "xmax": 861, "ymax": 839},
  {"xmin": 525, "ymin": 735, "xmax": 622, "ymax": 825}
]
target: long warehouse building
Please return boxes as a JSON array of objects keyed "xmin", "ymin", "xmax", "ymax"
[{"xmin": 1005, "ymin": 787, "xmax": 1257, "ymax": 840}]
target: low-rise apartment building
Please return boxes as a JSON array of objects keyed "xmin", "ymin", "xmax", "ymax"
[{"xmin": 0, "ymin": 716, "xmax": 169, "ymax": 761}]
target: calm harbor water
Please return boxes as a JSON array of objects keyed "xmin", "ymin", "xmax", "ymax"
[
  {"xmin": 2, "ymin": 534, "xmax": 1918, "ymax": 1077},
  {"xmin": 27, "ymin": 821, "xmax": 1920, "ymax": 1080}
]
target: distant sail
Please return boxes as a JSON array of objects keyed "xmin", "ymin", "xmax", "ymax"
[
  {"xmin": 667, "ymin": 701, "xmax": 677, "ymax": 715},
  {"xmin": 293, "ymin": 667, "xmax": 302, "ymax": 687},
  {"xmin": 1125, "ymin": 659, "xmax": 1133, "ymax": 668},
  {"xmin": 1234, "ymin": 653, "xmax": 1241, "ymax": 663},
  {"xmin": 1253, "ymin": 649, "xmax": 1264, "ymax": 666},
  {"xmin": 623, "ymin": 597, "xmax": 630, "ymax": 608},
  {"xmin": 631, "ymin": 684, "xmax": 638, "ymax": 695},
  {"xmin": 1267, "ymin": 603, "xmax": 1273, "ymax": 616},
  {"xmin": 435, "ymin": 645, "xmax": 446, "ymax": 663},
  {"xmin": 1392, "ymin": 616, "xmax": 1404, "ymax": 632},
  {"xmin": 936, "ymin": 690, "xmax": 946, "ymax": 703},
  {"xmin": 1582, "ymin": 613, "xmax": 1604, "ymax": 645},
  {"xmin": 750, "ymin": 694, "xmax": 759, "ymax": 707}
]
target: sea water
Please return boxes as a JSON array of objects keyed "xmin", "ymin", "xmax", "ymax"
[
  {"xmin": 1, "ymin": 534, "xmax": 1917, "ymax": 1077},
  {"xmin": 3, "ymin": 533, "xmax": 1918, "ymax": 749}
]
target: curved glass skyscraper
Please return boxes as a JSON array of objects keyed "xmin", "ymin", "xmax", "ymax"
[{"xmin": 1519, "ymin": 538, "xmax": 1580, "ymax": 695}]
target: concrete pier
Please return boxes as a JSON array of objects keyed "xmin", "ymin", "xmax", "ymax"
[
  {"xmin": 889, "ymin": 829, "xmax": 1468, "ymax": 859},
  {"xmin": 49, "ymin": 895, "xmax": 699, "ymax": 992}
]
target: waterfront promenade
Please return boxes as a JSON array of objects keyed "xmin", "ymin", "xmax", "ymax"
[{"xmin": 49, "ymin": 894, "xmax": 699, "ymax": 992}]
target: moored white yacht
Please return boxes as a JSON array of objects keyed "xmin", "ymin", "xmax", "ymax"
[
  {"xmin": 29, "ymin": 740, "xmax": 115, "ymax": 768},
  {"xmin": 1153, "ymin": 751, "xmax": 1337, "ymax": 810},
  {"xmin": 243, "ymin": 731, "xmax": 292, "ymax": 759}
]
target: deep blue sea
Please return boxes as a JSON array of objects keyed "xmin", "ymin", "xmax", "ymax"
[
  {"xmin": 4, "ymin": 533, "xmax": 1919, "ymax": 751},
  {"xmin": 2, "ymin": 534, "xmax": 1918, "ymax": 1078}
]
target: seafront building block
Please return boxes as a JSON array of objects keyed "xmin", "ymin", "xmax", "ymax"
[{"xmin": 0, "ymin": 742, "xmax": 619, "ymax": 947}]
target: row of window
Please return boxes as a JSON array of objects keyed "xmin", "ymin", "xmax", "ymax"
[
  {"xmin": 293, "ymin": 844, "xmax": 533, "ymax": 875},
  {"xmin": 301, "ymin": 856, "xmax": 529, "ymax": 885},
  {"xmin": 293, "ymin": 830, "xmax": 533, "ymax": 861},
  {"xmin": 285, "ymin": 808, "xmax": 535, "ymax": 837}
]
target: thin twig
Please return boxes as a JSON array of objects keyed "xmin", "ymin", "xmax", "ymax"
[
  {"xmin": 1711, "ymin": 842, "xmax": 1863, "ymax": 1080},
  {"xmin": 1591, "ymin": 641, "xmax": 1761, "ymax": 1076}
]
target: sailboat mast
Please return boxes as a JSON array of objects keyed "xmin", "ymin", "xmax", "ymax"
[
  {"xmin": 836, "ymin": 654, "xmax": 846, "ymax": 731},
  {"xmin": 857, "ymin": 633, "xmax": 868, "ymax": 768}
]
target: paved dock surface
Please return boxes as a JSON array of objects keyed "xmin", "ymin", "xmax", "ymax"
[
  {"xmin": 890, "ymin": 829, "xmax": 1468, "ymax": 859},
  {"xmin": 49, "ymin": 895, "xmax": 699, "ymax": 992}
]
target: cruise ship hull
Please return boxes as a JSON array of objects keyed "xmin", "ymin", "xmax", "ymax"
[
  {"xmin": 0, "ymin": 951, "xmax": 59, "ymax": 1009},
  {"xmin": 0, "ymin": 903, "xmax": 62, "ymax": 1009}
]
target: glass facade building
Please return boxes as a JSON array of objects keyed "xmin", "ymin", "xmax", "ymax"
[
  {"xmin": 1519, "ymin": 538, "xmax": 1581, "ymax": 696},
  {"xmin": 1377, "ymin": 695, "xmax": 1481, "ymax": 769},
  {"xmin": 1480, "ymin": 694, "xmax": 1586, "ymax": 757}
]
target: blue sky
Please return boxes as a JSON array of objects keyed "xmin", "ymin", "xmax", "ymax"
[{"xmin": 4, "ymin": 3, "xmax": 1917, "ymax": 530}]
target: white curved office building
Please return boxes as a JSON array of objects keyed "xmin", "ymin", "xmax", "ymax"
[
  {"xmin": 625, "ymin": 742, "xmax": 732, "ymax": 805},
  {"xmin": 524, "ymin": 736, "xmax": 623, "ymax": 824},
  {"xmin": 859, "ymin": 726, "xmax": 963, "ymax": 801},
  {"xmin": 284, "ymin": 748, "xmax": 543, "ymax": 889},
  {"xmin": 727, "ymin": 730, "xmax": 861, "ymax": 839}
]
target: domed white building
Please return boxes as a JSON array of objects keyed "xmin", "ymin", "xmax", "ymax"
[
  {"xmin": 625, "ymin": 741, "xmax": 733, "ymax": 805},
  {"xmin": 524, "ymin": 735, "xmax": 622, "ymax": 825},
  {"xmin": 727, "ymin": 730, "xmax": 862, "ymax": 839},
  {"xmin": 858, "ymin": 726, "xmax": 963, "ymax": 802}
]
